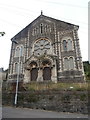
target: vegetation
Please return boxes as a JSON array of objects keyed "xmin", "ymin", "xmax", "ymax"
[
  {"xmin": 83, "ymin": 61, "xmax": 90, "ymax": 81},
  {"xmin": 24, "ymin": 82, "xmax": 88, "ymax": 91}
]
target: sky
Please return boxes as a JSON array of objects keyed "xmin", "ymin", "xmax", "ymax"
[{"xmin": 0, "ymin": 0, "xmax": 88, "ymax": 70}]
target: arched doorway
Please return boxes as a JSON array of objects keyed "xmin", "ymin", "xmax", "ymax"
[
  {"xmin": 30, "ymin": 61, "xmax": 38, "ymax": 81},
  {"xmin": 43, "ymin": 67, "xmax": 51, "ymax": 80},
  {"xmin": 31, "ymin": 68, "xmax": 38, "ymax": 81},
  {"xmin": 42, "ymin": 60, "xmax": 51, "ymax": 81}
]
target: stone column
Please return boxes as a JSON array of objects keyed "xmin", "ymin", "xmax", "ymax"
[
  {"xmin": 37, "ymin": 68, "xmax": 43, "ymax": 82},
  {"xmin": 51, "ymin": 60, "xmax": 57, "ymax": 83},
  {"xmin": 54, "ymin": 23, "xmax": 57, "ymax": 54},
  {"xmin": 24, "ymin": 69, "xmax": 30, "ymax": 83},
  {"xmin": 58, "ymin": 32, "xmax": 62, "ymax": 72}
]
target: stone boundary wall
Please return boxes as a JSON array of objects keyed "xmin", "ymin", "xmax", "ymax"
[{"xmin": 2, "ymin": 90, "xmax": 88, "ymax": 114}]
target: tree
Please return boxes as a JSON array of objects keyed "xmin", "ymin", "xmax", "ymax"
[{"xmin": 83, "ymin": 61, "xmax": 90, "ymax": 81}]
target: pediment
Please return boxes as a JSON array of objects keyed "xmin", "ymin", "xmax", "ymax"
[{"xmin": 11, "ymin": 14, "xmax": 78, "ymax": 40}]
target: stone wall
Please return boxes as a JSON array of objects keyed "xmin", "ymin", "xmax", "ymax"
[{"xmin": 2, "ymin": 89, "xmax": 88, "ymax": 114}]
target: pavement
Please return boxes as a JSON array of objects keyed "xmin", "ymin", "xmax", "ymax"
[{"xmin": 2, "ymin": 106, "xmax": 88, "ymax": 118}]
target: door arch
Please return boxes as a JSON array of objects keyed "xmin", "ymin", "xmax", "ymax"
[{"xmin": 43, "ymin": 67, "xmax": 51, "ymax": 80}]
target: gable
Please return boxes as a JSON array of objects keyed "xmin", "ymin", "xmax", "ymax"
[{"xmin": 11, "ymin": 14, "xmax": 79, "ymax": 41}]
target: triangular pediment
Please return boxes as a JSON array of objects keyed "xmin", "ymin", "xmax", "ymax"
[{"xmin": 11, "ymin": 13, "xmax": 79, "ymax": 40}]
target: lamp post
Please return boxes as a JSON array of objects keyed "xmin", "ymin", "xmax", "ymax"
[
  {"xmin": 12, "ymin": 40, "xmax": 21, "ymax": 106},
  {"xmin": 0, "ymin": 32, "xmax": 5, "ymax": 37}
]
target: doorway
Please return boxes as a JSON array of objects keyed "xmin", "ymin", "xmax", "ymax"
[
  {"xmin": 43, "ymin": 67, "xmax": 51, "ymax": 80},
  {"xmin": 31, "ymin": 68, "xmax": 38, "ymax": 81}
]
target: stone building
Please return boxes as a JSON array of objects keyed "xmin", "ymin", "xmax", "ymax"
[{"xmin": 8, "ymin": 12, "xmax": 85, "ymax": 84}]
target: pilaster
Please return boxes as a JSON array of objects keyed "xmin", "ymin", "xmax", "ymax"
[{"xmin": 51, "ymin": 60, "xmax": 57, "ymax": 83}]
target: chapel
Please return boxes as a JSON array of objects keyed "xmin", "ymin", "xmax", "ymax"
[{"xmin": 8, "ymin": 12, "xmax": 85, "ymax": 84}]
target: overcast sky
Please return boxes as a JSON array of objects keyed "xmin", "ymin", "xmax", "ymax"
[{"xmin": 0, "ymin": 0, "xmax": 88, "ymax": 70}]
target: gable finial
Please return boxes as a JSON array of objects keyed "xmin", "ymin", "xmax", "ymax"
[{"xmin": 41, "ymin": 10, "xmax": 43, "ymax": 15}]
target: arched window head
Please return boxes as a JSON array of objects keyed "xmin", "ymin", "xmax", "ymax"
[
  {"xmin": 42, "ymin": 60, "xmax": 51, "ymax": 67},
  {"xmin": 30, "ymin": 61, "xmax": 37, "ymax": 69}
]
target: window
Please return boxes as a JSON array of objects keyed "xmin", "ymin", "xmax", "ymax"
[
  {"xmin": 14, "ymin": 62, "xmax": 23, "ymax": 73},
  {"xmin": 44, "ymin": 25, "xmax": 48, "ymax": 33},
  {"xmin": 64, "ymin": 58, "xmax": 69, "ymax": 69},
  {"xmin": 34, "ymin": 38, "xmax": 51, "ymax": 56},
  {"xmin": 62, "ymin": 38, "xmax": 73, "ymax": 51},
  {"xmin": 15, "ymin": 45, "xmax": 24, "ymax": 57},
  {"xmin": 20, "ymin": 46, "xmax": 24, "ymax": 56},
  {"xmin": 63, "ymin": 40, "xmax": 67, "ymax": 51},
  {"xmin": 64, "ymin": 57, "xmax": 74, "ymax": 70},
  {"xmin": 69, "ymin": 57, "xmax": 74, "ymax": 69},
  {"xmin": 15, "ymin": 47, "xmax": 20, "ymax": 57},
  {"xmin": 40, "ymin": 24, "xmax": 43, "ymax": 34},
  {"xmin": 67, "ymin": 39, "xmax": 72, "ymax": 51},
  {"xmin": 32, "ymin": 24, "xmax": 51, "ymax": 36},
  {"xmin": 15, "ymin": 63, "xmax": 18, "ymax": 73}
]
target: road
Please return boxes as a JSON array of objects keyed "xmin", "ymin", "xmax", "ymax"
[{"xmin": 2, "ymin": 106, "xmax": 88, "ymax": 118}]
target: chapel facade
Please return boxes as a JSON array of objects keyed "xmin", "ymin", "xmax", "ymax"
[{"xmin": 8, "ymin": 13, "xmax": 85, "ymax": 84}]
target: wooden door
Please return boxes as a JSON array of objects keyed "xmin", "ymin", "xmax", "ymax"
[
  {"xmin": 43, "ymin": 67, "xmax": 51, "ymax": 80},
  {"xmin": 31, "ymin": 68, "xmax": 38, "ymax": 81}
]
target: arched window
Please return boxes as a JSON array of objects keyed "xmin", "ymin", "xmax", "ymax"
[
  {"xmin": 64, "ymin": 57, "xmax": 74, "ymax": 70},
  {"xmin": 69, "ymin": 57, "xmax": 74, "ymax": 69},
  {"xmin": 15, "ymin": 63, "xmax": 18, "ymax": 73},
  {"xmin": 40, "ymin": 24, "xmax": 43, "ymax": 34},
  {"xmin": 67, "ymin": 39, "xmax": 73, "ymax": 51},
  {"xmin": 44, "ymin": 25, "xmax": 48, "ymax": 33},
  {"xmin": 64, "ymin": 58, "xmax": 69, "ymax": 70},
  {"xmin": 15, "ymin": 45, "xmax": 24, "ymax": 57},
  {"xmin": 15, "ymin": 47, "xmax": 20, "ymax": 57},
  {"xmin": 63, "ymin": 40, "xmax": 67, "ymax": 51}
]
